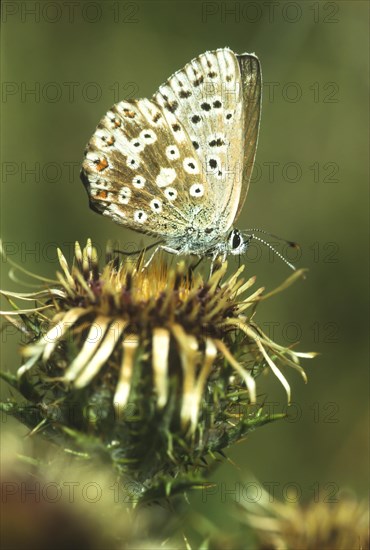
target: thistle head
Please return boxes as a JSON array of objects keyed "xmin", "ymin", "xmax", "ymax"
[{"xmin": 1, "ymin": 239, "xmax": 315, "ymax": 501}]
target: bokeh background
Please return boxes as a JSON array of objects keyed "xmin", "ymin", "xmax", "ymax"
[{"xmin": 1, "ymin": 0, "xmax": 368, "ymax": 545}]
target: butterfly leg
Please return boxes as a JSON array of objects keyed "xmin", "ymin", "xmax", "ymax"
[
  {"xmin": 189, "ymin": 256, "xmax": 203, "ymax": 271},
  {"xmin": 142, "ymin": 244, "xmax": 181, "ymax": 269},
  {"xmin": 187, "ymin": 256, "xmax": 204, "ymax": 283},
  {"xmin": 209, "ymin": 251, "xmax": 227, "ymax": 276}
]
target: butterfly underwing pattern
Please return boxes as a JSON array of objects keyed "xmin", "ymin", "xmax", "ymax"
[{"xmin": 80, "ymin": 48, "xmax": 262, "ymax": 262}]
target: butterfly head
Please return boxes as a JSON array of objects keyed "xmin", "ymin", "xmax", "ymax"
[{"xmin": 228, "ymin": 228, "xmax": 298, "ymax": 271}]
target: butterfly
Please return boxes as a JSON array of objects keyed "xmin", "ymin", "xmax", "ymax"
[{"xmin": 81, "ymin": 48, "xmax": 262, "ymax": 265}]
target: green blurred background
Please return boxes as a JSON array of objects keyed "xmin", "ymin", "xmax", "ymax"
[{"xmin": 1, "ymin": 0, "xmax": 368, "ymax": 541}]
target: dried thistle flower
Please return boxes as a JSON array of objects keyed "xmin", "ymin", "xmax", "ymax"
[
  {"xmin": 239, "ymin": 492, "xmax": 369, "ymax": 550},
  {"xmin": 0, "ymin": 240, "xmax": 315, "ymax": 501}
]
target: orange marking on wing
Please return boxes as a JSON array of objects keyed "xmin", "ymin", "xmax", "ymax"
[
  {"xmin": 96, "ymin": 158, "xmax": 108, "ymax": 171},
  {"xmin": 96, "ymin": 190, "xmax": 108, "ymax": 199},
  {"xmin": 123, "ymin": 109, "xmax": 136, "ymax": 118}
]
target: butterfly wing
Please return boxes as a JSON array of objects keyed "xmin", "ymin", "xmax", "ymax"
[
  {"xmin": 81, "ymin": 98, "xmax": 209, "ymax": 238},
  {"xmin": 234, "ymin": 53, "xmax": 262, "ymax": 221},
  {"xmin": 153, "ymin": 48, "xmax": 258, "ymax": 232},
  {"xmin": 81, "ymin": 49, "xmax": 261, "ymax": 244}
]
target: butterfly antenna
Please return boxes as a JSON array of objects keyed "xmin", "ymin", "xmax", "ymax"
[
  {"xmin": 244, "ymin": 228, "xmax": 299, "ymax": 249},
  {"xmin": 244, "ymin": 233, "xmax": 297, "ymax": 271}
]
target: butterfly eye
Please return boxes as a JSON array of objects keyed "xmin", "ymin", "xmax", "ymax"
[{"xmin": 229, "ymin": 230, "xmax": 242, "ymax": 250}]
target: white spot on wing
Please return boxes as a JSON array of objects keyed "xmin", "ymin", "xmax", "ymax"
[
  {"xmin": 119, "ymin": 187, "xmax": 131, "ymax": 204},
  {"xmin": 132, "ymin": 175, "xmax": 146, "ymax": 189},
  {"xmin": 86, "ymin": 152, "xmax": 99, "ymax": 163},
  {"xmin": 140, "ymin": 129, "xmax": 157, "ymax": 144},
  {"xmin": 134, "ymin": 210, "xmax": 147, "ymax": 223},
  {"xmin": 189, "ymin": 183, "xmax": 204, "ymax": 198},
  {"xmin": 164, "ymin": 187, "xmax": 177, "ymax": 201},
  {"xmin": 156, "ymin": 167, "xmax": 176, "ymax": 188},
  {"xmin": 130, "ymin": 138, "xmax": 144, "ymax": 152},
  {"xmin": 127, "ymin": 157, "xmax": 140, "ymax": 169},
  {"xmin": 183, "ymin": 157, "xmax": 199, "ymax": 174},
  {"xmin": 166, "ymin": 145, "xmax": 180, "ymax": 160},
  {"xmin": 150, "ymin": 199, "xmax": 162, "ymax": 213}
]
